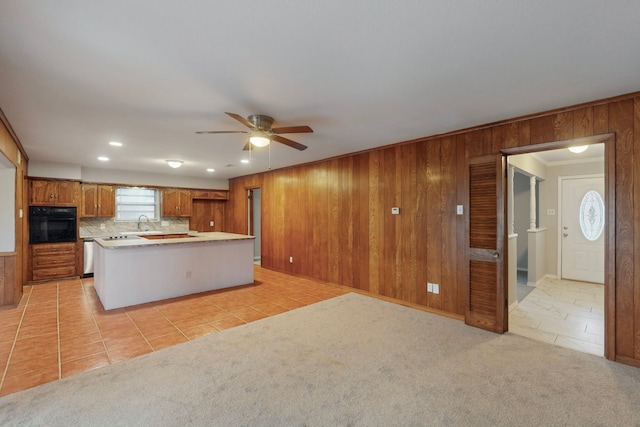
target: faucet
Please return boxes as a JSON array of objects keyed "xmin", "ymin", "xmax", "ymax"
[{"xmin": 137, "ymin": 214, "xmax": 150, "ymax": 231}]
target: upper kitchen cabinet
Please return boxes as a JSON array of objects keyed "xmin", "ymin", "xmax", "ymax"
[
  {"xmin": 162, "ymin": 188, "xmax": 192, "ymax": 217},
  {"xmin": 30, "ymin": 179, "xmax": 79, "ymax": 206},
  {"xmin": 192, "ymin": 189, "xmax": 229, "ymax": 200},
  {"xmin": 80, "ymin": 184, "xmax": 115, "ymax": 217}
]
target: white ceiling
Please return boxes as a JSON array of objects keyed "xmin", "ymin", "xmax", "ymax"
[{"xmin": 1, "ymin": 1, "xmax": 638, "ymax": 181}]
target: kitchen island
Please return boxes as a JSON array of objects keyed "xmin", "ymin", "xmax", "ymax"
[{"xmin": 93, "ymin": 232, "xmax": 254, "ymax": 310}]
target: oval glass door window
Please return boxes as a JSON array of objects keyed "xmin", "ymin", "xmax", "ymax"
[{"xmin": 579, "ymin": 190, "xmax": 605, "ymax": 241}]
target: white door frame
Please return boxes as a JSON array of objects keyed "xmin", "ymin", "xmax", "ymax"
[{"xmin": 556, "ymin": 173, "xmax": 605, "ymax": 279}]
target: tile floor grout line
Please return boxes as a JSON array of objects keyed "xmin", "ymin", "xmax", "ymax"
[
  {"xmin": 56, "ymin": 282, "xmax": 62, "ymax": 380},
  {"xmin": 123, "ymin": 311, "xmax": 155, "ymax": 351},
  {"xmin": 82, "ymin": 277, "xmax": 113, "ymax": 366},
  {"xmin": 0, "ymin": 286, "xmax": 33, "ymax": 393}
]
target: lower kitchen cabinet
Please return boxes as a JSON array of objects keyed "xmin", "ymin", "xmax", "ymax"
[{"xmin": 31, "ymin": 242, "xmax": 78, "ymax": 282}]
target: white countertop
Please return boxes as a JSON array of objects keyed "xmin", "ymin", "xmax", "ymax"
[{"xmin": 94, "ymin": 231, "xmax": 254, "ymax": 249}]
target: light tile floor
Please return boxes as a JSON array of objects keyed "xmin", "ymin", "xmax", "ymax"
[
  {"xmin": 0, "ymin": 266, "xmax": 348, "ymax": 397},
  {"xmin": 509, "ymin": 277, "xmax": 604, "ymax": 357}
]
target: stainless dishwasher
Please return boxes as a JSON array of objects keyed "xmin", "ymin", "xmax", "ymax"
[{"xmin": 83, "ymin": 239, "xmax": 94, "ymax": 277}]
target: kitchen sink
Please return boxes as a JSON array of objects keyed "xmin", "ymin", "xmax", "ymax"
[
  {"xmin": 120, "ymin": 231, "xmax": 162, "ymax": 236},
  {"xmin": 141, "ymin": 233, "xmax": 191, "ymax": 240}
]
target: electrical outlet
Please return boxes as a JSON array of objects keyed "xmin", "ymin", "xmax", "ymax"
[
  {"xmin": 427, "ymin": 283, "xmax": 433, "ymax": 293},
  {"xmin": 289, "ymin": 256, "xmax": 293, "ymax": 264},
  {"xmin": 100, "ymin": 223, "xmax": 106, "ymax": 230},
  {"xmin": 433, "ymin": 283, "xmax": 440, "ymax": 294},
  {"xmin": 210, "ymin": 220, "xmax": 214, "ymax": 227}
]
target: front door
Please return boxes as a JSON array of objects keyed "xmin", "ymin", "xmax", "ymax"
[
  {"xmin": 561, "ymin": 176, "xmax": 605, "ymax": 283},
  {"xmin": 466, "ymin": 154, "xmax": 507, "ymax": 333}
]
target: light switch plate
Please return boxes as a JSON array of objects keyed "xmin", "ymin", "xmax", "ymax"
[
  {"xmin": 456, "ymin": 205, "xmax": 464, "ymax": 215},
  {"xmin": 391, "ymin": 207, "xmax": 400, "ymax": 215}
]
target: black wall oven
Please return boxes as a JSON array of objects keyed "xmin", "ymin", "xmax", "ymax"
[{"xmin": 29, "ymin": 206, "xmax": 77, "ymax": 244}]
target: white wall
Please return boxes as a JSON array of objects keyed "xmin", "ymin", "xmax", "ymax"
[
  {"xmin": 0, "ymin": 158, "xmax": 16, "ymax": 252},
  {"xmin": 514, "ymin": 172, "xmax": 530, "ymax": 269},
  {"xmin": 28, "ymin": 161, "xmax": 228, "ymax": 189}
]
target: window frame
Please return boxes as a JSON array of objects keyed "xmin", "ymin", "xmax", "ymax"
[{"xmin": 114, "ymin": 187, "xmax": 160, "ymax": 221}]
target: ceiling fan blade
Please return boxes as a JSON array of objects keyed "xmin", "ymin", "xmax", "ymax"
[
  {"xmin": 225, "ymin": 112, "xmax": 256, "ymax": 129},
  {"xmin": 271, "ymin": 125, "xmax": 313, "ymax": 134},
  {"xmin": 195, "ymin": 130, "xmax": 248, "ymax": 134},
  {"xmin": 272, "ymin": 134, "xmax": 308, "ymax": 151},
  {"xmin": 242, "ymin": 141, "xmax": 251, "ymax": 151}
]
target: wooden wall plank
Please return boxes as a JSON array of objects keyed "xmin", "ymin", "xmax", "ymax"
[
  {"xmin": 518, "ymin": 121, "xmax": 531, "ymax": 146},
  {"xmin": 400, "ymin": 143, "xmax": 417, "ymax": 303},
  {"xmin": 465, "ymin": 130, "xmax": 485, "ymax": 158},
  {"xmin": 553, "ymin": 111, "xmax": 574, "ymax": 140},
  {"xmin": 593, "ymin": 104, "xmax": 609, "ymax": 134},
  {"xmin": 530, "ymin": 115, "xmax": 554, "ymax": 144},
  {"xmin": 634, "ymin": 97, "xmax": 640, "ymax": 359},
  {"xmin": 609, "ymin": 99, "xmax": 634, "ymax": 358},
  {"xmin": 426, "ymin": 139, "xmax": 442, "ymax": 309},
  {"xmin": 501, "ymin": 123, "xmax": 520, "ymax": 149},
  {"xmin": 338, "ymin": 157, "xmax": 354, "ymax": 286},
  {"xmin": 456, "ymin": 134, "xmax": 469, "ymax": 314},
  {"xmin": 415, "ymin": 140, "xmax": 429, "ymax": 306},
  {"xmin": 440, "ymin": 136, "xmax": 457, "ymax": 312},
  {"xmin": 382, "ymin": 147, "xmax": 398, "ymax": 299},
  {"xmin": 573, "ymin": 107, "xmax": 594, "ymax": 138},
  {"xmin": 327, "ymin": 159, "xmax": 340, "ymax": 284},
  {"xmin": 353, "ymin": 154, "xmax": 370, "ymax": 290},
  {"xmin": 368, "ymin": 151, "xmax": 381, "ymax": 295}
]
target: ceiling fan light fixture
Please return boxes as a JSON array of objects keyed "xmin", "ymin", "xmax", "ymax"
[
  {"xmin": 249, "ymin": 132, "xmax": 270, "ymax": 147},
  {"xmin": 568, "ymin": 145, "xmax": 589, "ymax": 154},
  {"xmin": 166, "ymin": 160, "xmax": 183, "ymax": 168}
]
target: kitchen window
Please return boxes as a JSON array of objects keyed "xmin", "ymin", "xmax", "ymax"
[{"xmin": 115, "ymin": 187, "xmax": 159, "ymax": 221}]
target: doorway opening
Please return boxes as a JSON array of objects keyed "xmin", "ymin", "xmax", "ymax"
[
  {"xmin": 506, "ymin": 141, "xmax": 605, "ymax": 357},
  {"xmin": 247, "ymin": 188, "xmax": 261, "ymax": 265}
]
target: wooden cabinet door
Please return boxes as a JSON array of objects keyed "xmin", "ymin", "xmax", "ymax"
[
  {"xmin": 162, "ymin": 188, "xmax": 180, "ymax": 217},
  {"xmin": 97, "ymin": 185, "xmax": 115, "ymax": 217},
  {"xmin": 465, "ymin": 154, "xmax": 507, "ymax": 333},
  {"xmin": 80, "ymin": 184, "xmax": 98, "ymax": 217},
  {"xmin": 162, "ymin": 188, "xmax": 192, "ymax": 217},
  {"xmin": 178, "ymin": 189, "xmax": 192, "ymax": 217},
  {"xmin": 30, "ymin": 180, "xmax": 57, "ymax": 204},
  {"xmin": 192, "ymin": 189, "xmax": 229, "ymax": 200},
  {"xmin": 55, "ymin": 181, "xmax": 78, "ymax": 205},
  {"xmin": 30, "ymin": 179, "xmax": 78, "ymax": 205}
]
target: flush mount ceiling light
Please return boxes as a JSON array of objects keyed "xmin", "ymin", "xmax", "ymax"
[
  {"xmin": 206, "ymin": 168, "xmax": 215, "ymax": 172},
  {"xmin": 98, "ymin": 156, "xmax": 109, "ymax": 161},
  {"xmin": 166, "ymin": 160, "xmax": 183, "ymax": 168},
  {"xmin": 109, "ymin": 141, "xmax": 123, "ymax": 147},
  {"xmin": 249, "ymin": 131, "xmax": 270, "ymax": 147},
  {"xmin": 568, "ymin": 145, "xmax": 589, "ymax": 154}
]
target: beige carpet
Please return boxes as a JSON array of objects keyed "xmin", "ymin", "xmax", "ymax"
[{"xmin": 1, "ymin": 292, "xmax": 639, "ymax": 426}]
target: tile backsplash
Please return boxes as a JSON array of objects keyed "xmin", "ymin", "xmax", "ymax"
[{"xmin": 79, "ymin": 217, "xmax": 190, "ymax": 238}]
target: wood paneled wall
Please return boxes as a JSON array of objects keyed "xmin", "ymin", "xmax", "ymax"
[
  {"xmin": 227, "ymin": 92, "xmax": 640, "ymax": 366},
  {"xmin": 0, "ymin": 113, "xmax": 28, "ymax": 306}
]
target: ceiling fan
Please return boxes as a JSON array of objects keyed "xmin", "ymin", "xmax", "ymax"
[{"xmin": 196, "ymin": 112, "xmax": 313, "ymax": 151}]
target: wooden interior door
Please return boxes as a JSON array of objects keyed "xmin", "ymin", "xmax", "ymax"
[{"xmin": 466, "ymin": 154, "xmax": 507, "ymax": 333}]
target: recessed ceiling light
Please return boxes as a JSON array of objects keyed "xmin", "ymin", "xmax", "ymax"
[
  {"xmin": 206, "ymin": 168, "xmax": 215, "ymax": 172},
  {"xmin": 109, "ymin": 141, "xmax": 123, "ymax": 147},
  {"xmin": 568, "ymin": 145, "xmax": 589, "ymax": 154},
  {"xmin": 241, "ymin": 159, "xmax": 250, "ymax": 164},
  {"xmin": 166, "ymin": 160, "xmax": 183, "ymax": 168},
  {"xmin": 98, "ymin": 156, "xmax": 109, "ymax": 161}
]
